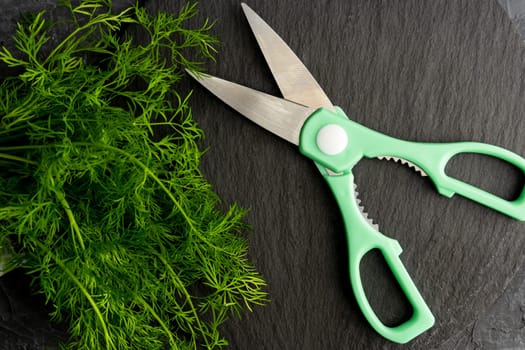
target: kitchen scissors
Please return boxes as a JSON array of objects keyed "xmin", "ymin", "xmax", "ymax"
[{"xmin": 187, "ymin": 3, "xmax": 525, "ymax": 344}]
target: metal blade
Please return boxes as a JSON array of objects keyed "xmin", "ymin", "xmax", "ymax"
[
  {"xmin": 241, "ymin": 3, "xmax": 334, "ymax": 110},
  {"xmin": 187, "ymin": 70, "xmax": 315, "ymax": 145},
  {"xmin": 240, "ymin": 4, "xmax": 385, "ymax": 230}
]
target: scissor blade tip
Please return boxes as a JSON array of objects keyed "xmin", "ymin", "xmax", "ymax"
[
  {"xmin": 184, "ymin": 69, "xmax": 210, "ymax": 80},
  {"xmin": 240, "ymin": 3, "xmax": 254, "ymax": 14}
]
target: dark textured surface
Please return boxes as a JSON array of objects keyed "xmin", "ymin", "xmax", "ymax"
[
  {"xmin": 180, "ymin": 1, "xmax": 525, "ymax": 349},
  {"xmin": 499, "ymin": 0, "xmax": 525, "ymax": 42},
  {"xmin": 1, "ymin": 0, "xmax": 525, "ymax": 349}
]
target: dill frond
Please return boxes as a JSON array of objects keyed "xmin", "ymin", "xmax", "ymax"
[{"xmin": 0, "ymin": 1, "xmax": 267, "ymax": 349}]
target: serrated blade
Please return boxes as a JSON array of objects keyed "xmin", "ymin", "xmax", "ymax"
[
  {"xmin": 241, "ymin": 3, "xmax": 333, "ymax": 111},
  {"xmin": 354, "ymin": 183, "xmax": 379, "ymax": 230},
  {"xmin": 377, "ymin": 156, "xmax": 428, "ymax": 177}
]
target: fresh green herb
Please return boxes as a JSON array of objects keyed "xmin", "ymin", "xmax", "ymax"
[{"xmin": 0, "ymin": 1, "xmax": 267, "ymax": 349}]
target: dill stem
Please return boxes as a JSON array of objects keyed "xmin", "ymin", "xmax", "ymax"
[
  {"xmin": 135, "ymin": 296, "xmax": 179, "ymax": 349},
  {"xmin": 0, "ymin": 145, "xmax": 47, "ymax": 151},
  {"xmin": 154, "ymin": 251, "xmax": 209, "ymax": 348},
  {"xmin": 33, "ymin": 240, "xmax": 113, "ymax": 350},
  {"xmin": 44, "ymin": 8, "xmax": 135, "ymax": 66},
  {"xmin": 0, "ymin": 153, "xmax": 37, "ymax": 165},
  {"xmin": 57, "ymin": 194, "xmax": 86, "ymax": 251}
]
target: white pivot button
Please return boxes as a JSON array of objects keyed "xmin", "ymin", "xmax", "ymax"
[{"xmin": 316, "ymin": 124, "xmax": 348, "ymax": 155}]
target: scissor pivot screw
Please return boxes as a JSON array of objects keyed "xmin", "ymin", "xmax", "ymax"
[{"xmin": 316, "ymin": 124, "xmax": 348, "ymax": 155}]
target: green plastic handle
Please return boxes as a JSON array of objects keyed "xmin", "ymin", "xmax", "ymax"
[
  {"xmin": 319, "ymin": 168, "xmax": 435, "ymax": 344},
  {"xmin": 300, "ymin": 107, "xmax": 525, "ymax": 220},
  {"xmin": 298, "ymin": 106, "xmax": 525, "ymax": 341}
]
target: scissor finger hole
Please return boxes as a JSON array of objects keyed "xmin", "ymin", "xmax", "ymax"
[
  {"xmin": 360, "ymin": 248, "xmax": 413, "ymax": 327},
  {"xmin": 445, "ymin": 153, "xmax": 524, "ymax": 201}
]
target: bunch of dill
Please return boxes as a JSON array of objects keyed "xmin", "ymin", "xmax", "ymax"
[{"xmin": 0, "ymin": 1, "xmax": 267, "ymax": 349}]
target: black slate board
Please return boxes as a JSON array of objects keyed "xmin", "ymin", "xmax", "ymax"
[
  {"xmin": 171, "ymin": 0, "xmax": 525, "ymax": 349},
  {"xmin": 1, "ymin": 0, "xmax": 525, "ymax": 349}
]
